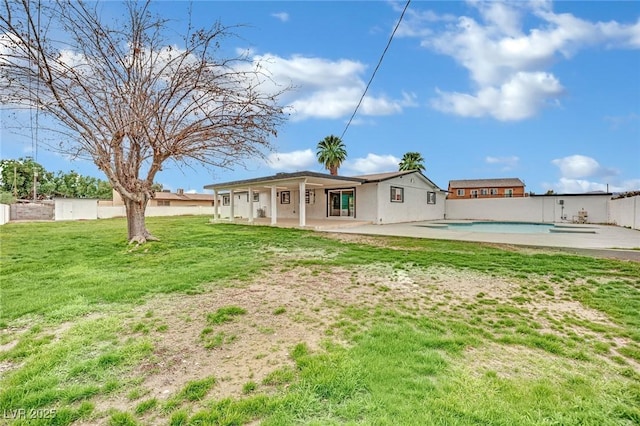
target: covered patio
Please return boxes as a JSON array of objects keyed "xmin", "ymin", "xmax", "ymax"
[{"xmin": 203, "ymin": 171, "xmax": 366, "ymax": 227}]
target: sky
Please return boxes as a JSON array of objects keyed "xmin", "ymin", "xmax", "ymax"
[{"xmin": 1, "ymin": 0, "xmax": 639, "ymax": 195}]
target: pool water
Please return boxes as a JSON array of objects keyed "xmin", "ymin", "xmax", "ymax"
[{"xmin": 444, "ymin": 221, "xmax": 555, "ymax": 234}]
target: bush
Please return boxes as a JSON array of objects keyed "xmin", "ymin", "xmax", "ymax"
[{"xmin": 0, "ymin": 191, "xmax": 16, "ymax": 204}]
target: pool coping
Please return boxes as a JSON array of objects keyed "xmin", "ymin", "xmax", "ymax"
[{"xmin": 419, "ymin": 221, "xmax": 598, "ymax": 234}]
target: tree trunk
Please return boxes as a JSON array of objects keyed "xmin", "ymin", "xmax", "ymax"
[{"xmin": 123, "ymin": 197, "xmax": 158, "ymax": 244}]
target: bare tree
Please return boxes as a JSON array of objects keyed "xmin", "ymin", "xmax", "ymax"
[{"xmin": 0, "ymin": 0, "xmax": 288, "ymax": 243}]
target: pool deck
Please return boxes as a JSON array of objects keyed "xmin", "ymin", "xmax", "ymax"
[{"xmin": 320, "ymin": 220, "xmax": 640, "ymax": 262}]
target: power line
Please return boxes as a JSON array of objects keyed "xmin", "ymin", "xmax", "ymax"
[
  {"xmin": 27, "ymin": 0, "xmax": 42, "ymax": 163},
  {"xmin": 340, "ymin": 0, "xmax": 411, "ymax": 141},
  {"xmin": 35, "ymin": 0, "xmax": 41, "ymax": 163}
]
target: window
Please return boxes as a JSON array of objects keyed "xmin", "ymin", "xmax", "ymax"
[
  {"xmin": 456, "ymin": 189, "xmax": 465, "ymax": 196},
  {"xmin": 490, "ymin": 188, "xmax": 498, "ymax": 195},
  {"xmin": 280, "ymin": 191, "xmax": 290, "ymax": 204},
  {"xmin": 247, "ymin": 192, "xmax": 259, "ymax": 202},
  {"xmin": 427, "ymin": 191, "xmax": 436, "ymax": 204},
  {"xmin": 222, "ymin": 195, "xmax": 230, "ymax": 206},
  {"xmin": 480, "ymin": 188, "xmax": 488, "ymax": 196},
  {"xmin": 390, "ymin": 186, "xmax": 404, "ymax": 202},
  {"xmin": 305, "ymin": 189, "xmax": 315, "ymax": 204},
  {"xmin": 471, "ymin": 190, "xmax": 478, "ymax": 198},
  {"xmin": 505, "ymin": 189, "xmax": 513, "ymax": 198},
  {"xmin": 157, "ymin": 200, "xmax": 170, "ymax": 206}
]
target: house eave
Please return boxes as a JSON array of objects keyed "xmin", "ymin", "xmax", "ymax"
[{"xmin": 204, "ymin": 171, "xmax": 365, "ymax": 192}]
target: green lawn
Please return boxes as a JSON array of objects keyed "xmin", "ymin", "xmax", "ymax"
[{"xmin": 1, "ymin": 216, "xmax": 639, "ymax": 425}]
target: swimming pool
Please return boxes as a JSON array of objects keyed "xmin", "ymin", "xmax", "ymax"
[{"xmin": 437, "ymin": 221, "xmax": 555, "ymax": 234}]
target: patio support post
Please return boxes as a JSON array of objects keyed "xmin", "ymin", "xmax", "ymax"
[
  {"xmin": 270, "ymin": 186, "xmax": 277, "ymax": 225},
  {"xmin": 298, "ymin": 181, "xmax": 306, "ymax": 227},
  {"xmin": 248, "ymin": 188, "xmax": 254, "ymax": 223},
  {"xmin": 213, "ymin": 189, "xmax": 219, "ymax": 220},
  {"xmin": 229, "ymin": 189, "xmax": 235, "ymax": 222}
]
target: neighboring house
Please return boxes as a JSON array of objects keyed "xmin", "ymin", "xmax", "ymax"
[
  {"xmin": 447, "ymin": 178, "xmax": 526, "ymax": 199},
  {"xmin": 150, "ymin": 189, "xmax": 215, "ymax": 207},
  {"xmin": 101, "ymin": 189, "xmax": 215, "ymax": 207},
  {"xmin": 204, "ymin": 170, "xmax": 446, "ymax": 227}
]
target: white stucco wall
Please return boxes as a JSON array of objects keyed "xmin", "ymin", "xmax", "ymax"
[
  {"xmin": 54, "ymin": 198, "xmax": 99, "ymax": 221},
  {"xmin": 146, "ymin": 206, "xmax": 215, "ymax": 217},
  {"xmin": 375, "ymin": 175, "xmax": 445, "ymax": 224},
  {"xmin": 270, "ymin": 188, "xmax": 330, "ymax": 220},
  {"xmin": 0, "ymin": 204, "xmax": 9, "ymax": 225},
  {"xmin": 355, "ymin": 184, "xmax": 378, "ymax": 222},
  {"xmin": 215, "ymin": 191, "xmax": 268, "ymax": 219},
  {"xmin": 98, "ymin": 205, "xmax": 215, "ymax": 219},
  {"xmin": 609, "ymin": 195, "xmax": 639, "ymax": 230},
  {"xmin": 98, "ymin": 206, "xmax": 125, "ymax": 218},
  {"xmin": 304, "ymin": 188, "xmax": 327, "ymax": 219},
  {"xmin": 445, "ymin": 195, "xmax": 611, "ymax": 224},
  {"xmin": 214, "ymin": 189, "xmax": 327, "ymax": 221}
]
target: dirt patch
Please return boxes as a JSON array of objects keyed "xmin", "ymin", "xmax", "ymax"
[
  {"xmin": 320, "ymin": 232, "xmax": 395, "ymax": 248},
  {"xmin": 90, "ymin": 266, "xmax": 381, "ymax": 418},
  {"xmin": 89, "ymin": 264, "xmax": 520, "ymax": 419},
  {"xmin": 42, "ymin": 263, "xmax": 634, "ymax": 424}
]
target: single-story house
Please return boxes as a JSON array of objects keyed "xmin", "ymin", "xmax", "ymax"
[
  {"xmin": 150, "ymin": 189, "xmax": 215, "ymax": 207},
  {"xmin": 102, "ymin": 189, "xmax": 215, "ymax": 207},
  {"xmin": 204, "ymin": 170, "xmax": 446, "ymax": 227},
  {"xmin": 447, "ymin": 178, "xmax": 526, "ymax": 199}
]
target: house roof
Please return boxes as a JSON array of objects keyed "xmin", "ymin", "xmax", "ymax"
[
  {"xmin": 448, "ymin": 178, "xmax": 525, "ymax": 189},
  {"xmin": 204, "ymin": 171, "xmax": 365, "ymax": 191},
  {"xmin": 355, "ymin": 170, "xmax": 443, "ymax": 190},
  {"xmin": 352, "ymin": 170, "xmax": 414, "ymax": 182},
  {"xmin": 153, "ymin": 192, "xmax": 215, "ymax": 201},
  {"xmin": 204, "ymin": 170, "xmax": 444, "ymax": 192}
]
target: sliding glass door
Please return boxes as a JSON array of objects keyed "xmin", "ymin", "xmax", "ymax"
[{"xmin": 328, "ymin": 189, "xmax": 354, "ymax": 217}]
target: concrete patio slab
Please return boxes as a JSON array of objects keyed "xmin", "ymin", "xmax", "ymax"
[{"xmin": 320, "ymin": 221, "xmax": 640, "ymax": 261}]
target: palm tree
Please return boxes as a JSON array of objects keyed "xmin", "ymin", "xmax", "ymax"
[
  {"xmin": 398, "ymin": 152, "xmax": 425, "ymax": 172},
  {"xmin": 316, "ymin": 135, "xmax": 347, "ymax": 176}
]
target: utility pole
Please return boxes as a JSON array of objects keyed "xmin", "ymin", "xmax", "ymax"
[
  {"xmin": 13, "ymin": 165, "xmax": 17, "ymax": 198},
  {"xmin": 33, "ymin": 170, "xmax": 38, "ymax": 202}
]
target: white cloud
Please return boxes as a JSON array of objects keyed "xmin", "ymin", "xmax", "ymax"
[
  {"xmin": 343, "ymin": 153, "xmax": 400, "ymax": 175},
  {"xmin": 553, "ymin": 177, "xmax": 640, "ymax": 194},
  {"xmin": 551, "ymin": 154, "xmax": 617, "ymax": 179},
  {"xmin": 265, "ymin": 149, "xmax": 316, "ymax": 171},
  {"xmin": 271, "ymin": 12, "xmax": 289, "ymax": 23},
  {"xmin": 395, "ymin": 4, "xmax": 456, "ymax": 38},
  {"xmin": 604, "ymin": 113, "xmax": 640, "ymax": 130},
  {"xmin": 486, "ymin": 155, "xmax": 519, "ymax": 171},
  {"xmin": 402, "ymin": 1, "xmax": 640, "ymax": 121},
  {"xmin": 432, "ymin": 71, "xmax": 564, "ymax": 120},
  {"xmin": 246, "ymin": 54, "xmax": 416, "ymax": 121},
  {"xmin": 548, "ymin": 154, "xmax": 635, "ymax": 193}
]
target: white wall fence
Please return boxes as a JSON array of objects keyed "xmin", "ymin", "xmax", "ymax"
[
  {"xmin": 98, "ymin": 205, "xmax": 215, "ymax": 219},
  {"xmin": 445, "ymin": 194, "xmax": 639, "ymax": 230},
  {"xmin": 0, "ymin": 204, "xmax": 9, "ymax": 225},
  {"xmin": 609, "ymin": 195, "xmax": 639, "ymax": 230},
  {"xmin": 57, "ymin": 200, "xmax": 214, "ymax": 221},
  {"xmin": 55, "ymin": 199, "xmax": 98, "ymax": 221},
  {"xmin": 2, "ymin": 195, "xmax": 638, "ymax": 230}
]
